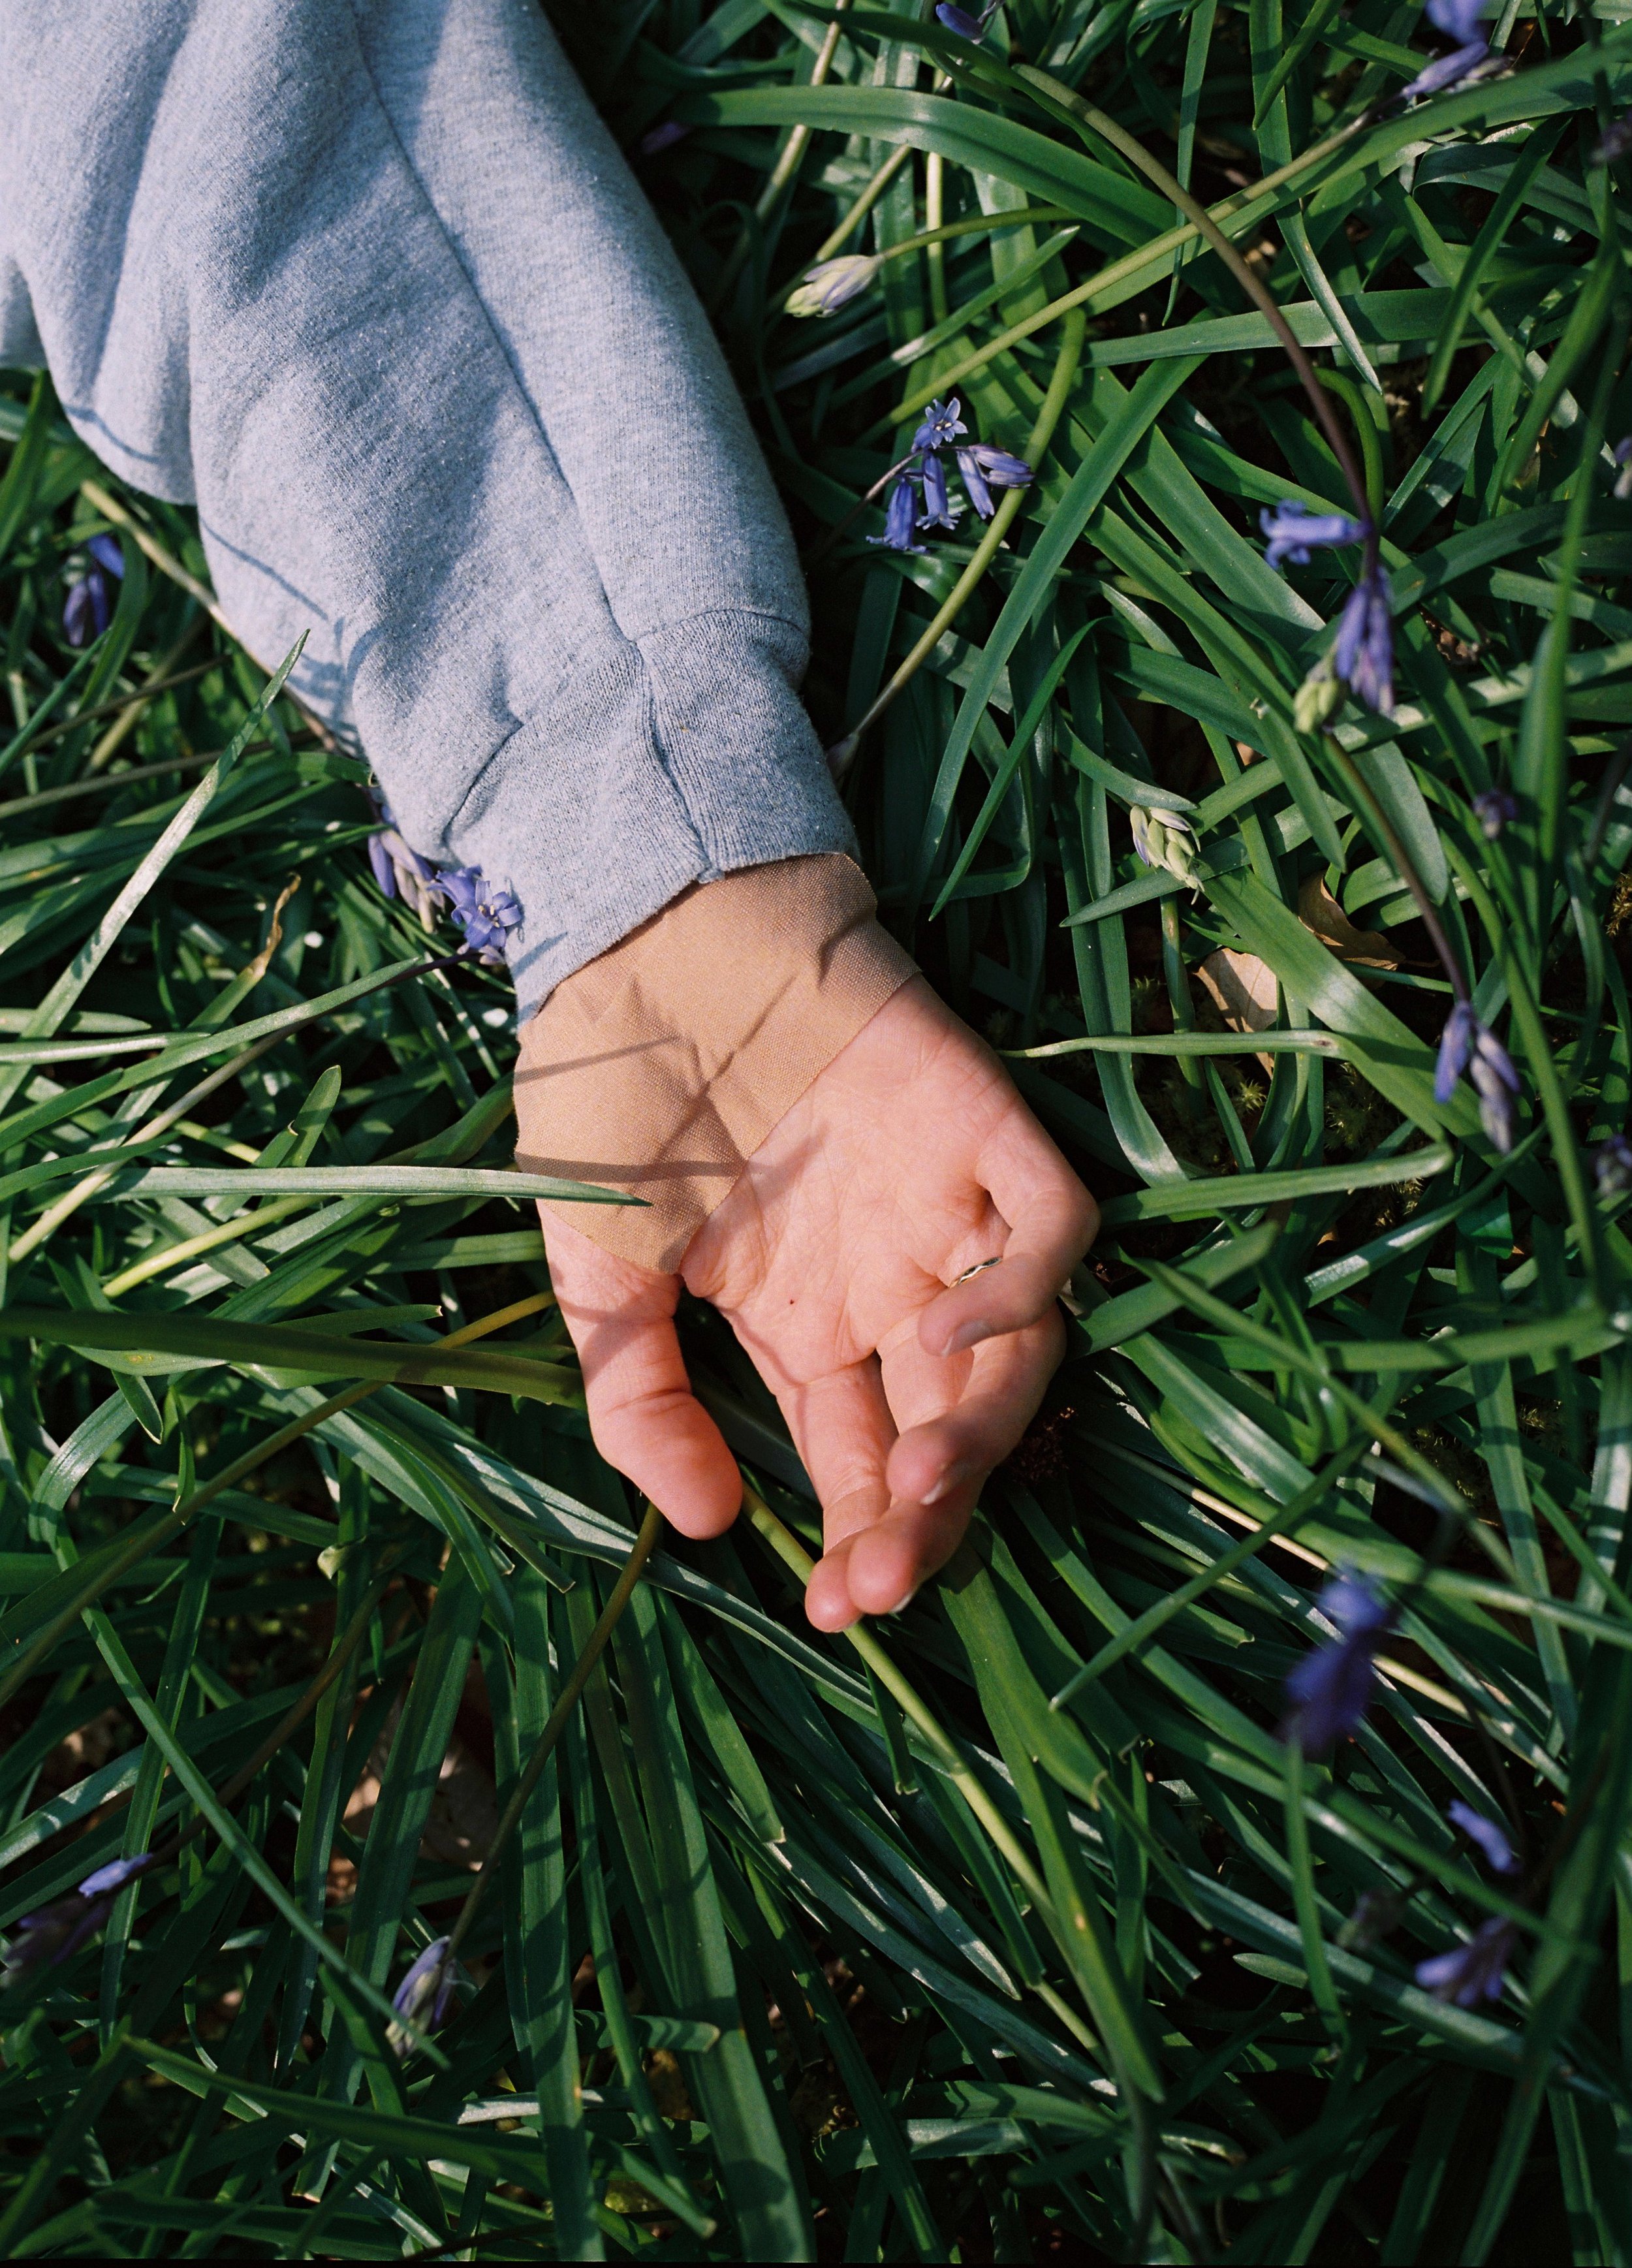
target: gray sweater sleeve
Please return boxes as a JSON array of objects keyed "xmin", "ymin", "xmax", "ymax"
[{"xmin": 0, "ymin": 0, "xmax": 853, "ymax": 1017}]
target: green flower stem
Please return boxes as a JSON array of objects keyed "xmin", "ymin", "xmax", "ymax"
[
  {"xmin": 742, "ymin": 1485, "xmax": 1052, "ymax": 1914},
  {"xmin": 1014, "ymin": 65, "xmax": 1369, "ymax": 520},
  {"xmin": 1322, "ymin": 733, "xmax": 1470, "ymax": 1001},
  {"xmin": 0, "ymin": 1291, "xmax": 552, "ymax": 1716},
  {"xmin": 808, "ymin": 140, "xmax": 915, "ymax": 265},
  {"xmin": 828, "ymin": 307, "xmax": 1086, "ymax": 778},
  {"xmin": 878, "ymin": 112, "xmax": 1370, "ymax": 442},
  {"xmin": 1283, "ymin": 1736, "xmax": 1348, "ymax": 2042},
  {"xmin": 101, "ymin": 1189, "xmax": 313, "ymax": 1297},
  {"xmin": 710, "ymin": 0, "xmax": 852, "ymax": 312},
  {"xmin": 442, "ymin": 1499, "xmax": 664, "ymax": 1967}
]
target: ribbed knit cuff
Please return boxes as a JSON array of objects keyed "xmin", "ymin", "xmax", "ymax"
[{"xmin": 514, "ymin": 855, "xmax": 917, "ymax": 1272}]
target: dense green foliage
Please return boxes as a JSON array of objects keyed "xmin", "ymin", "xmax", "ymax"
[{"xmin": 3, "ymin": 0, "xmax": 1632, "ymax": 2257}]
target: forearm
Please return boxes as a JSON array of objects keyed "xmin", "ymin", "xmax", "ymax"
[{"xmin": 0, "ymin": 0, "xmax": 851, "ymax": 1015}]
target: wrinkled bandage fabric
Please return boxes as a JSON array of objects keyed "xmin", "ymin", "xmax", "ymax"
[{"xmin": 515, "ymin": 856, "xmax": 916, "ymax": 1272}]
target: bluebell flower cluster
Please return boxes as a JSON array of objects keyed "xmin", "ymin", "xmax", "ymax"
[
  {"xmin": 1400, "ymin": 0, "xmax": 1492, "ymax": 103},
  {"xmin": 871, "ymin": 398, "xmax": 1033, "ymax": 555},
  {"xmin": 1594, "ymin": 118, "xmax": 1632, "ymax": 167},
  {"xmin": 1615, "ymin": 437, "xmax": 1632, "ymax": 501},
  {"xmin": 1282, "ymin": 1570, "xmax": 1392, "ymax": 1752},
  {"xmin": 387, "ymin": 1934, "xmax": 460, "ymax": 2053},
  {"xmin": 365, "ymin": 796, "xmax": 520, "ymax": 966},
  {"xmin": 1435, "ymin": 1000, "xmax": 1520, "ymax": 1152},
  {"xmin": 1260, "ymin": 505, "xmax": 1394, "ymax": 717},
  {"xmin": 4, "ymin": 1853, "xmax": 153, "ymax": 1985},
  {"xmin": 63, "ymin": 533, "xmax": 124, "ymax": 648},
  {"xmin": 441, "ymin": 869, "xmax": 524, "ymax": 966},
  {"xmin": 1472, "ymin": 787, "xmax": 1518, "ymax": 840},
  {"xmin": 638, "ymin": 121, "xmax": 689, "ymax": 157}
]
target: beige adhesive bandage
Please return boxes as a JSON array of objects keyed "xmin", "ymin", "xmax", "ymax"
[{"xmin": 514, "ymin": 855, "xmax": 917, "ymax": 1273}]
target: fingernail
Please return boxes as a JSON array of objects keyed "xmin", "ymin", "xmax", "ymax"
[
  {"xmin": 941, "ymin": 1317, "xmax": 996, "ymax": 1357},
  {"xmin": 922, "ymin": 1459, "xmax": 977, "ymax": 1505},
  {"xmin": 880, "ymin": 1584, "xmax": 918, "ymax": 1616}
]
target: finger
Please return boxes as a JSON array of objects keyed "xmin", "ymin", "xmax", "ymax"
[
  {"xmin": 919, "ymin": 1101, "xmax": 1097, "ymax": 1358},
  {"xmin": 776, "ymin": 1361, "xmax": 898, "ymax": 1631},
  {"xmin": 887, "ymin": 1308, "xmax": 1063, "ymax": 1510},
  {"xmin": 824, "ymin": 1488, "xmax": 984, "ymax": 1623},
  {"xmin": 541, "ymin": 1207, "xmax": 741, "ymax": 1537}
]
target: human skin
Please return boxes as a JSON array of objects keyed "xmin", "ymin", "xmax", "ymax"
[{"xmin": 539, "ymin": 977, "xmax": 1099, "ymax": 1630}]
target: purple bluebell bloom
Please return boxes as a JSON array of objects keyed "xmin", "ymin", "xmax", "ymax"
[
  {"xmin": 63, "ymin": 533, "xmax": 125, "ymax": 647},
  {"xmin": 1283, "ymin": 1570, "xmax": 1392, "ymax": 1752},
  {"xmin": 870, "ymin": 476, "xmax": 927, "ymax": 555},
  {"xmin": 1472, "ymin": 788, "xmax": 1518, "ymax": 840},
  {"xmin": 387, "ymin": 1935, "xmax": 460, "ymax": 2053},
  {"xmin": 1596, "ymin": 1132, "xmax": 1632, "ymax": 1197},
  {"xmin": 912, "ymin": 397, "xmax": 968, "ymax": 455},
  {"xmin": 956, "ymin": 443, "xmax": 1031, "ymax": 520},
  {"xmin": 1260, "ymin": 502, "xmax": 1367, "ymax": 572},
  {"xmin": 1333, "ymin": 563, "xmax": 1395, "ymax": 716},
  {"xmin": 1401, "ymin": 42, "xmax": 1490, "ymax": 100},
  {"xmin": 4, "ymin": 1851, "xmax": 155, "ymax": 1985},
  {"xmin": 1447, "ymin": 1799, "xmax": 1519, "ymax": 1876},
  {"xmin": 441, "ymin": 870, "xmax": 522, "ymax": 966},
  {"xmin": 639, "ymin": 121, "xmax": 689, "ymax": 156},
  {"xmin": 1426, "ymin": 0, "xmax": 1485, "ymax": 39},
  {"xmin": 1614, "ymin": 437, "xmax": 1632, "ymax": 501},
  {"xmin": 366, "ymin": 797, "xmax": 443, "ymax": 929},
  {"xmin": 919, "ymin": 450, "xmax": 958, "ymax": 531},
  {"xmin": 1415, "ymin": 1915, "xmax": 1514, "ymax": 2007},
  {"xmin": 1434, "ymin": 1003, "xmax": 1519, "ymax": 1150},
  {"xmin": 1435, "ymin": 1001, "xmax": 1477, "ymax": 1103},
  {"xmin": 937, "ymin": 1, "xmax": 999, "ymax": 36},
  {"xmin": 1593, "ymin": 118, "xmax": 1632, "ymax": 167}
]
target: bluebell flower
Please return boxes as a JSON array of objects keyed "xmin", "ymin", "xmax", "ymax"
[
  {"xmin": 1282, "ymin": 1569, "xmax": 1392, "ymax": 1751},
  {"xmin": 1333, "ymin": 563, "xmax": 1395, "ymax": 716},
  {"xmin": 912, "ymin": 397, "xmax": 968, "ymax": 455},
  {"xmin": 870, "ymin": 475, "xmax": 927, "ymax": 555},
  {"xmin": 1614, "ymin": 437, "xmax": 1632, "ymax": 501},
  {"xmin": 1595, "ymin": 1132, "xmax": 1632, "ymax": 1198},
  {"xmin": 1593, "ymin": 118, "xmax": 1632, "ymax": 167},
  {"xmin": 919, "ymin": 450, "xmax": 958, "ymax": 531},
  {"xmin": 956, "ymin": 443, "xmax": 1032, "ymax": 520},
  {"xmin": 4, "ymin": 1851, "xmax": 153, "ymax": 1985},
  {"xmin": 386, "ymin": 1935, "xmax": 460, "ymax": 2053},
  {"xmin": 1260, "ymin": 502, "xmax": 1367, "ymax": 571},
  {"xmin": 1447, "ymin": 1799, "xmax": 1520, "ymax": 1876},
  {"xmin": 1426, "ymin": 0, "xmax": 1485, "ymax": 38},
  {"xmin": 366, "ymin": 798, "xmax": 443, "ymax": 929},
  {"xmin": 1402, "ymin": 42, "xmax": 1491, "ymax": 99},
  {"xmin": 1472, "ymin": 788, "xmax": 1518, "ymax": 840},
  {"xmin": 936, "ymin": 1, "xmax": 999, "ymax": 36},
  {"xmin": 440, "ymin": 870, "xmax": 522, "ymax": 966},
  {"xmin": 63, "ymin": 533, "xmax": 125, "ymax": 647},
  {"xmin": 1415, "ymin": 1915, "xmax": 1514, "ymax": 2007},
  {"xmin": 1436, "ymin": 1003, "xmax": 1519, "ymax": 1150},
  {"xmin": 638, "ymin": 121, "xmax": 689, "ymax": 157},
  {"xmin": 787, "ymin": 255, "xmax": 883, "ymax": 318}
]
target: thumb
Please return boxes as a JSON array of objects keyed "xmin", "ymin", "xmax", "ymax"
[{"xmin": 540, "ymin": 1207, "xmax": 741, "ymax": 1537}]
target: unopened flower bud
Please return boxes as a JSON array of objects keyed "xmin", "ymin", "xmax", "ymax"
[
  {"xmin": 1294, "ymin": 662, "xmax": 1345, "ymax": 735},
  {"xmin": 1129, "ymin": 805, "xmax": 1199, "ymax": 885},
  {"xmin": 787, "ymin": 255, "xmax": 883, "ymax": 317}
]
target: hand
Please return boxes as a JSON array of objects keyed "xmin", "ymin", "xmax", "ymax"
[{"xmin": 538, "ymin": 976, "xmax": 1097, "ymax": 1629}]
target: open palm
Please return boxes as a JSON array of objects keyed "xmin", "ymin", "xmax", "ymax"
[{"xmin": 540, "ymin": 977, "xmax": 1097, "ymax": 1628}]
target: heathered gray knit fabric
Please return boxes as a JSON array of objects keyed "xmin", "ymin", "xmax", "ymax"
[{"xmin": 0, "ymin": 0, "xmax": 854, "ymax": 1016}]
